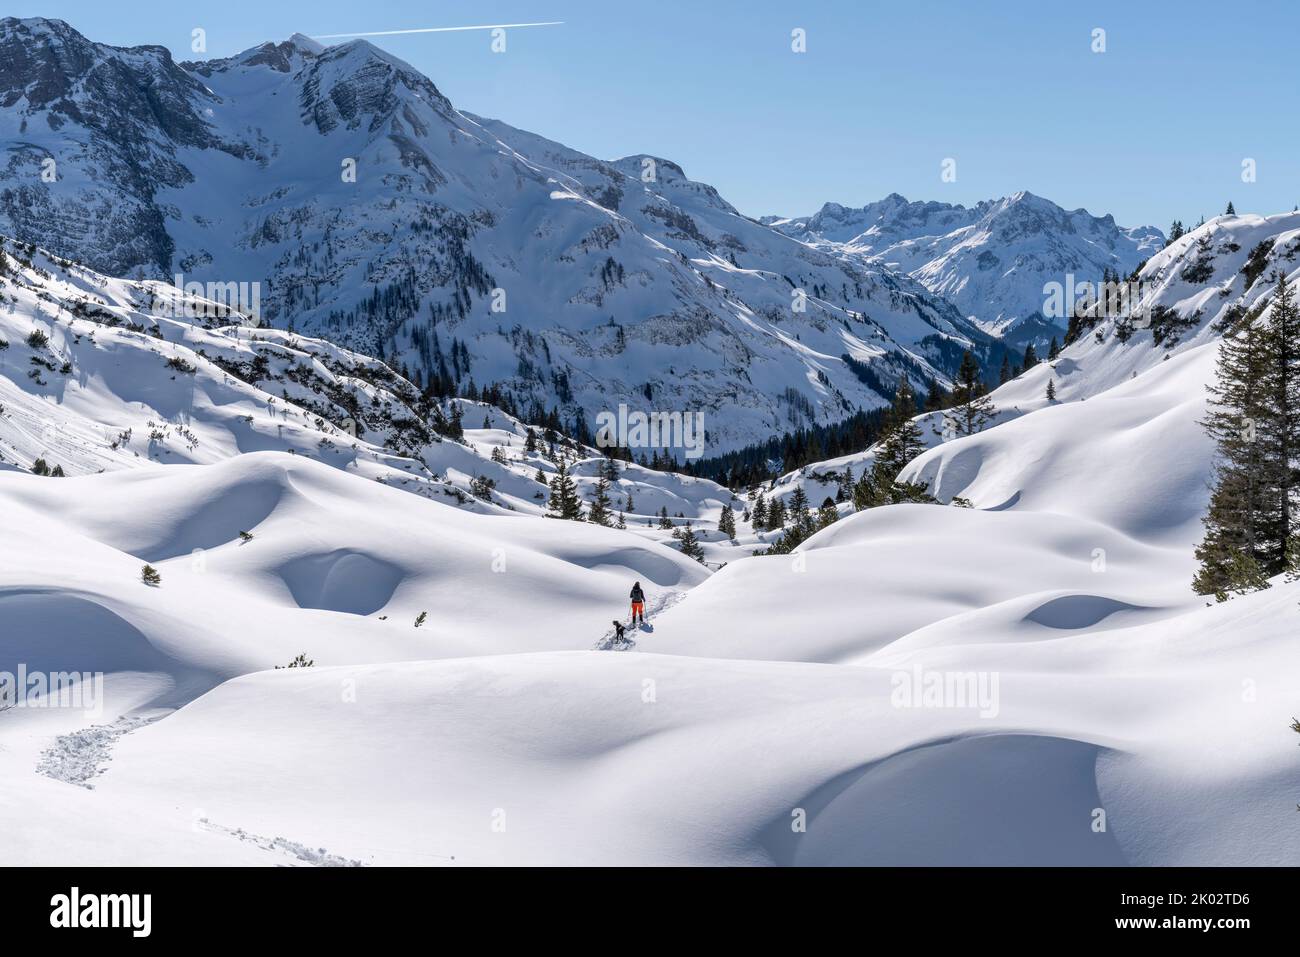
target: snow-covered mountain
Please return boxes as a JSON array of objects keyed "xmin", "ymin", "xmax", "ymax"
[
  {"xmin": 0, "ymin": 17, "xmax": 1002, "ymax": 457},
  {"xmin": 3, "ymin": 208, "xmax": 1299, "ymax": 865},
  {"xmin": 765, "ymin": 210, "xmax": 1296, "ymax": 519},
  {"xmin": 0, "ymin": 234, "xmax": 772, "ymax": 563},
  {"xmin": 3, "ymin": 17, "xmax": 1297, "ymax": 869},
  {"xmin": 767, "ymin": 191, "xmax": 1164, "ymax": 351}
]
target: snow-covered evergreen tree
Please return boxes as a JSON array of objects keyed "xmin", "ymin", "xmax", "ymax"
[
  {"xmin": 673, "ymin": 522, "xmax": 705, "ymax": 562},
  {"xmin": 587, "ymin": 474, "xmax": 614, "ymax": 526},
  {"xmin": 547, "ymin": 461, "xmax": 584, "ymax": 521},
  {"xmin": 817, "ymin": 497, "xmax": 838, "ymax": 529},
  {"xmin": 1193, "ymin": 272, "xmax": 1300, "ymax": 598},
  {"xmin": 719, "ymin": 504, "xmax": 736, "ymax": 541},
  {"xmin": 871, "ymin": 380, "xmax": 926, "ymax": 491},
  {"xmin": 768, "ymin": 497, "xmax": 787, "ymax": 529},
  {"xmin": 941, "ymin": 350, "xmax": 997, "ymax": 437}
]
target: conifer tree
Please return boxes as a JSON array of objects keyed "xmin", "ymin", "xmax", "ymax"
[
  {"xmin": 547, "ymin": 461, "xmax": 584, "ymax": 521},
  {"xmin": 1253, "ymin": 271, "xmax": 1300, "ymax": 573},
  {"xmin": 837, "ymin": 465, "xmax": 854, "ymax": 502},
  {"xmin": 789, "ymin": 486, "xmax": 811, "ymax": 527},
  {"xmin": 587, "ymin": 474, "xmax": 614, "ymax": 526},
  {"xmin": 1021, "ymin": 343, "xmax": 1039, "ymax": 372},
  {"xmin": 1193, "ymin": 271, "xmax": 1300, "ymax": 597},
  {"xmin": 872, "ymin": 380, "xmax": 926, "ymax": 492},
  {"xmin": 817, "ymin": 496, "xmax": 838, "ymax": 529},
  {"xmin": 1046, "ymin": 378, "xmax": 1057, "ymax": 402},
  {"xmin": 1048, "ymin": 336, "xmax": 1061, "ymax": 360},
  {"xmin": 851, "ymin": 472, "xmax": 877, "ymax": 511},
  {"xmin": 673, "ymin": 522, "xmax": 705, "ymax": 562},
  {"xmin": 768, "ymin": 497, "xmax": 787, "ymax": 529},
  {"xmin": 941, "ymin": 351, "xmax": 998, "ymax": 437},
  {"xmin": 719, "ymin": 504, "xmax": 736, "ymax": 540},
  {"xmin": 657, "ymin": 505, "xmax": 673, "ymax": 530},
  {"xmin": 923, "ymin": 379, "xmax": 947, "ymax": 412},
  {"xmin": 1194, "ymin": 315, "xmax": 1268, "ymax": 598},
  {"xmin": 752, "ymin": 495, "xmax": 768, "ymax": 529}
]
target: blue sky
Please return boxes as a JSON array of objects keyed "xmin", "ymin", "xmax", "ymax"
[{"xmin": 24, "ymin": 0, "xmax": 1300, "ymax": 229}]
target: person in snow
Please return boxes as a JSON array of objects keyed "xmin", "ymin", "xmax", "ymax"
[{"xmin": 629, "ymin": 581, "xmax": 646, "ymax": 625}]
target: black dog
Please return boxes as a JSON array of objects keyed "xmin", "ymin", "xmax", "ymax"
[{"xmin": 612, "ymin": 620, "xmax": 626, "ymax": 642}]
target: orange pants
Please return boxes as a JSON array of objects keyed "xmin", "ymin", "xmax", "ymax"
[{"xmin": 631, "ymin": 601, "xmax": 644, "ymax": 618}]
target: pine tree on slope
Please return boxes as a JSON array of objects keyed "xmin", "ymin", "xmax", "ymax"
[
  {"xmin": 1022, "ymin": 343, "xmax": 1039, "ymax": 372},
  {"xmin": 1253, "ymin": 272, "xmax": 1300, "ymax": 574},
  {"xmin": 547, "ymin": 461, "xmax": 584, "ymax": 521},
  {"xmin": 817, "ymin": 496, "xmax": 839, "ymax": 529},
  {"xmin": 719, "ymin": 503, "xmax": 736, "ymax": 541},
  {"xmin": 868, "ymin": 379, "xmax": 930, "ymax": 505},
  {"xmin": 673, "ymin": 522, "xmax": 705, "ymax": 562},
  {"xmin": 1193, "ymin": 272, "xmax": 1300, "ymax": 597},
  {"xmin": 941, "ymin": 350, "xmax": 998, "ymax": 437},
  {"xmin": 587, "ymin": 474, "xmax": 614, "ymax": 527}
]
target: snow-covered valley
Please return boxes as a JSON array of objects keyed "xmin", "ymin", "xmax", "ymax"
[
  {"xmin": 1, "ymin": 17, "xmax": 1298, "ymax": 870},
  {"xmin": 4, "ymin": 210, "xmax": 1299, "ymax": 866}
]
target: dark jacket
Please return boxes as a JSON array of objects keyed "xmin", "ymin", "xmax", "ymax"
[{"xmin": 630, "ymin": 584, "xmax": 645, "ymax": 603}]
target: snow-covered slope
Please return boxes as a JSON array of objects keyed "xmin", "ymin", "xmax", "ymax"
[
  {"xmin": 5, "ymin": 455, "xmax": 1295, "ymax": 865},
  {"xmin": 0, "ymin": 17, "xmax": 1000, "ymax": 455},
  {"xmin": 763, "ymin": 211, "xmax": 1300, "ymax": 525},
  {"xmin": 3, "ymin": 19, "xmax": 1297, "ymax": 865},
  {"xmin": 904, "ymin": 210, "xmax": 1300, "ymax": 509},
  {"xmin": 0, "ymin": 235, "xmax": 760, "ymax": 559},
  {"xmin": 12, "ymin": 593, "xmax": 1298, "ymax": 867},
  {"xmin": 768, "ymin": 192, "xmax": 1163, "ymax": 350}
]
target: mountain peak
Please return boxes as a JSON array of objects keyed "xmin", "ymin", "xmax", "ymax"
[
  {"xmin": 0, "ymin": 16, "xmax": 78, "ymax": 39},
  {"xmin": 286, "ymin": 32, "xmax": 325, "ymax": 56},
  {"xmin": 222, "ymin": 32, "xmax": 326, "ymax": 71},
  {"xmin": 612, "ymin": 154, "xmax": 687, "ymax": 180},
  {"xmin": 999, "ymin": 190, "xmax": 1055, "ymax": 213}
]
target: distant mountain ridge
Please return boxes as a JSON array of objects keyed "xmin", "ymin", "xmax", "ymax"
[{"xmin": 767, "ymin": 191, "xmax": 1164, "ymax": 351}]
